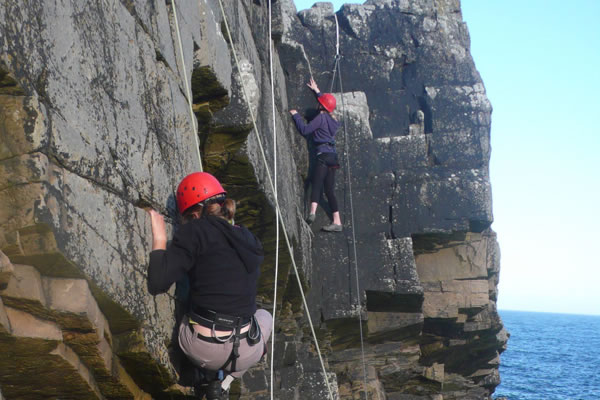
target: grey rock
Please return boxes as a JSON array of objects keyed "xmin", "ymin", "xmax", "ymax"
[
  {"xmin": 193, "ymin": 1, "xmax": 232, "ymax": 95},
  {"xmin": 298, "ymin": 3, "xmax": 335, "ymax": 27}
]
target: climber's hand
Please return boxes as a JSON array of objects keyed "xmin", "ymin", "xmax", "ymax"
[
  {"xmin": 307, "ymin": 78, "xmax": 319, "ymax": 93},
  {"xmin": 147, "ymin": 209, "xmax": 167, "ymax": 250},
  {"xmin": 289, "ymin": 109, "xmax": 298, "ymax": 116}
]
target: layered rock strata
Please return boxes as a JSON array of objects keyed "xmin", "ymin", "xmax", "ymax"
[
  {"xmin": 0, "ymin": 1, "xmax": 506, "ymax": 399},
  {"xmin": 0, "ymin": 252, "xmax": 158, "ymax": 399}
]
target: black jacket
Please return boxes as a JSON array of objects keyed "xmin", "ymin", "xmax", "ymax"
[{"xmin": 148, "ymin": 216, "xmax": 264, "ymax": 318}]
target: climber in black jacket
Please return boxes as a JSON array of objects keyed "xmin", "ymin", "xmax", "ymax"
[{"xmin": 146, "ymin": 172, "xmax": 272, "ymax": 399}]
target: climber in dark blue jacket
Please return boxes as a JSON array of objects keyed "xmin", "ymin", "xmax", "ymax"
[{"xmin": 290, "ymin": 78, "xmax": 342, "ymax": 232}]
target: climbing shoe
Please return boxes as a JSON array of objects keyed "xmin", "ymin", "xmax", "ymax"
[
  {"xmin": 321, "ymin": 223, "xmax": 342, "ymax": 232},
  {"xmin": 195, "ymin": 379, "xmax": 225, "ymax": 399},
  {"xmin": 306, "ymin": 213, "xmax": 316, "ymax": 224}
]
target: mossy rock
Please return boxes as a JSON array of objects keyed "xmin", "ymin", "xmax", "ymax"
[{"xmin": 0, "ymin": 67, "xmax": 25, "ymax": 96}]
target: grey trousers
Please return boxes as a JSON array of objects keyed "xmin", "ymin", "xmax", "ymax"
[{"xmin": 178, "ymin": 309, "xmax": 273, "ymax": 378}]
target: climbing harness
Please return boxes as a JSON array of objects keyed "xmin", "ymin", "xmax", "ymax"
[
  {"xmin": 188, "ymin": 307, "xmax": 262, "ymax": 372},
  {"xmin": 329, "ymin": 12, "xmax": 374, "ymax": 400},
  {"xmin": 169, "ymin": 0, "xmax": 203, "ymax": 172},
  {"xmin": 187, "ymin": 307, "xmax": 262, "ymax": 399},
  {"xmin": 216, "ymin": 1, "xmax": 335, "ymax": 399}
]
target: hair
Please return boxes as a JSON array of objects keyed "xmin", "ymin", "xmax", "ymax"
[{"xmin": 182, "ymin": 198, "xmax": 236, "ymax": 224}]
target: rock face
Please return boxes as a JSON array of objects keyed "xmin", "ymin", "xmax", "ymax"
[{"xmin": 0, "ymin": 1, "xmax": 506, "ymax": 399}]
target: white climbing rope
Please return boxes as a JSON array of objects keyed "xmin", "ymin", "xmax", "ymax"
[
  {"xmin": 331, "ymin": 13, "xmax": 374, "ymax": 400},
  {"xmin": 328, "ymin": 14, "xmax": 340, "ymax": 93},
  {"xmin": 216, "ymin": 1, "xmax": 334, "ymax": 399},
  {"xmin": 335, "ymin": 60, "xmax": 373, "ymax": 400},
  {"xmin": 268, "ymin": 1, "xmax": 280, "ymax": 399},
  {"xmin": 334, "ymin": 13, "xmax": 340, "ymax": 57},
  {"xmin": 170, "ymin": 0, "xmax": 203, "ymax": 171}
]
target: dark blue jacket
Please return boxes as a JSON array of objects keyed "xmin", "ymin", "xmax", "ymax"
[{"xmin": 292, "ymin": 112, "xmax": 339, "ymax": 154}]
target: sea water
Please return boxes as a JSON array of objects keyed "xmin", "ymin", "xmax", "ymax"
[{"xmin": 493, "ymin": 310, "xmax": 600, "ymax": 400}]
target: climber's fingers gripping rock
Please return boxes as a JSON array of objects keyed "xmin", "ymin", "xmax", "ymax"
[{"xmin": 147, "ymin": 209, "xmax": 167, "ymax": 250}]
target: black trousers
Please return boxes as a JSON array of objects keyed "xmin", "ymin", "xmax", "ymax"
[{"xmin": 311, "ymin": 152, "xmax": 339, "ymax": 213}]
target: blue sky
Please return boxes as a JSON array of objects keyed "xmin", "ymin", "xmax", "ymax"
[{"xmin": 293, "ymin": 1, "xmax": 600, "ymax": 316}]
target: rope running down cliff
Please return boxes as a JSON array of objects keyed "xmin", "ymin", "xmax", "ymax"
[
  {"xmin": 330, "ymin": 13, "xmax": 373, "ymax": 400},
  {"xmin": 267, "ymin": 1, "xmax": 280, "ymax": 398},
  {"xmin": 170, "ymin": 0, "xmax": 203, "ymax": 171},
  {"xmin": 216, "ymin": 1, "xmax": 335, "ymax": 399}
]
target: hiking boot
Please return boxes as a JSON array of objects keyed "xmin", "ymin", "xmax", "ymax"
[
  {"xmin": 321, "ymin": 223, "xmax": 342, "ymax": 232},
  {"xmin": 306, "ymin": 213, "xmax": 316, "ymax": 224}
]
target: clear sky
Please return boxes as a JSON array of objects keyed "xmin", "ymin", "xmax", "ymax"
[{"xmin": 294, "ymin": 0, "xmax": 600, "ymax": 316}]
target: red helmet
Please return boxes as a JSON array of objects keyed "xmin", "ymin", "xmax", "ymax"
[
  {"xmin": 318, "ymin": 93, "xmax": 336, "ymax": 113},
  {"xmin": 176, "ymin": 172, "xmax": 226, "ymax": 215}
]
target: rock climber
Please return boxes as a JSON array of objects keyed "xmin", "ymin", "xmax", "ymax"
[
  {"xmin": 289, "ymin": 77, "xmax": 343, "ymax": 232},
  {"xmin": 146, "ymin": 172, "xmax": 272, "ymax": 399}
]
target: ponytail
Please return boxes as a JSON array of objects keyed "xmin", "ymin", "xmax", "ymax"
[
  {"xmin": 181, "ymin": 198, "xmax": 236, "ymax": 224},
  {"xmin": 220, "ymin": 199, "xmax": 236, "ymax": 221}
]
